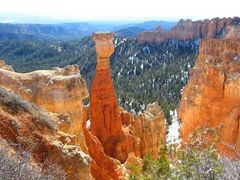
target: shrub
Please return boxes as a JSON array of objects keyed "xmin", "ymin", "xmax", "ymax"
[
  {"xmin": 0, "ymin": 87, "xmax": 56, "ymax": 130},
  {"xmin": 0, "ymin": 140, "xmax": 66, "ymax": 180},
  {"xmin": 128, "ymin": 126, "xmax": 240, "ymax": 179}
]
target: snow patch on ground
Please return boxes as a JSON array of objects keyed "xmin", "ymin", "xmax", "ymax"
[
  {"xmin": 167, "ymin": 110, "xmax": 181, "ymax": 145},
  {"xmin": 86, "ymin": 120, "xmax": 91, "ymax": 129}
]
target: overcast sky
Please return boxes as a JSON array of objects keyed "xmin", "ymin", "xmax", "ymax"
[{"xmin": 0, "ymin": 0, "xmax": 239, "ymax": 23}]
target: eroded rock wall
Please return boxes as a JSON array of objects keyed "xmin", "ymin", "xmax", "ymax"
[
  {"xmin": 0, "ymin": 88, "xmax": 91, "ymax": 179},
  {"xmin": 0, "ymin": 63, "xmax": 88, "ymax": 151},
  {"xmin": 138, "ymin": 17, "xmax": 240, "ymax": 43},
  {"xmin": 178, "ymin": 37, "xmax": 240, "ymax": 158}
]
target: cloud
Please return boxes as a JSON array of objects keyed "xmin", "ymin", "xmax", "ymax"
[{"xmin": 0, "ymin": 0, "xmax": 239, "ymax": 22}]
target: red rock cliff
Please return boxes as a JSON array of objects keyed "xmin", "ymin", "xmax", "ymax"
[
  {"xmin": 178, "ymin": 35, "xmax": 240, "ymax": 158},
  {"xmin": 138, "ymin": 17, "xmax": 240, "ymax": 43}
]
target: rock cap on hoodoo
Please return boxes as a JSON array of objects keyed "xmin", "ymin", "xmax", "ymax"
[
  {"xmin": 92, "ymin": 32, "xmax": 115, "ymax": 58},
  {"xmin": 92, "ymin": 32, "xmax": 114, "ymax": 41}
]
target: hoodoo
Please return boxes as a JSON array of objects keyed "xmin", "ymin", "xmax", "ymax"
[
  {"xmin": 84, "ymin": 32, "xmax": 166, "ymax": 179},
  {"xmin": 90, "ymin": 32, "xmax": 124, "ymax": 157}
]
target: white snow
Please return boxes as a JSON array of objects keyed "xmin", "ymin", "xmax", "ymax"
[
  {"xmin": 86, "ymin": 120, "xmax": 91, "ymax": 129},
  {"xmin": 128, "ymin": 56, "xmax": 134, "ymax": 61},
  {"xmin": 117, "ymin": 68, "xmax": 123, "ymax": 77},
  {"xmin": 140, "ymin": 103, "xmax": 145, "ymax": 110},
  {"xmin": 134, "ymin": 67, "xmax": 136, "ymax": 75},
  {"xmin": 167, "ymin": 110, "xmax": 181, "ymax": 145},
  {"xmin": 129, "ymin": 101, "xmax": 133, "ymax": 107},
  {"xmin": 114, "ymin": 39, "xmax": 118, "ymax": 46},
  {"xmin": 58, "ymin": 47, "xmax": 62, "ymax": 52},
  {"xmin": 116, "ymin": 38, "xmax": 127, "ymax": 46},
  {"xmin": 234, "ymin": 56, "xmax": 239, "ymax": 61}
]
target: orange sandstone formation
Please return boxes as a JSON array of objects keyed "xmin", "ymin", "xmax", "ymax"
[
  {"xmin": 119, "ymin": 103, "xmax": 166, "ymax": 159},
  {"xmin": 84, "ymin": 102, "xmax": 166, "ymax": 179},
  {"xmin": 178, "ymin": 36, "xmax": 240, "ymax": 158},
  {"xmin": 0, "ymin": 63, "xmax": 88, "ymax": 151},
  {"xmin": 0, "ymin": 62, "xmax": 93, "ymax": 179},
  {"xmin": 0, "ymin": 33, "xmax": 167, "ymax": 179},
  {"xmin": 90, "ymin": 32, "xmax": 124, "ymax": 157},
  {"xmin": 0, "ymin": 88, "xmax": 91, "ymax": 180},
  {"xmin": 84, "ymin": 32, "xmax": 166, "ymax": 179},
  {"xmin": 86, "ymin": 32, "xmax": 126, "ymax": 179},
  {"xmin": 0, "ymin": 32, "xmax": 166, "ymax": 179},
  {"xmin": 83, "ymin": 110, "xmax": 125, "ymax": 180},
  {"xmin": 138, "ymin": 17, "xmax": 240, "ymax": 43}
]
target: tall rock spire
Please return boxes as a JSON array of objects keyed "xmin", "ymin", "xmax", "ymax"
[
  {"xmin": 83, "ymin": 32, "xmax": 166, "ymax": 179},
  {"xmin": 90, "ymin": 32, "xmax": 123, "ymax": 157}
]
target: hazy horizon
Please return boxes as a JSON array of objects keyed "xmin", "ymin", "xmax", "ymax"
[
  {"xmin": 0, "ymin": 0, "xmax": 239, "ymax": 24},
  {"xmin": 0, "ymin": 14, "xmax": 178, "ymax": 24}
]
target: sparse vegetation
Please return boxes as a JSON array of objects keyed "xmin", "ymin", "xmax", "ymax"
[
  {"xmin": 127, "ymin": 126, "xmax": 240, "ymax": 180},
  {"xmin": 0, "ymin": 139, "xmax": 65, "ymax": 180},
  {"xmin": 0, "ymin": 87, "xmax": 56, "ymax": 130}
]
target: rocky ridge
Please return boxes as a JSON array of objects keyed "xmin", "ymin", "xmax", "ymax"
[{"xmin": 138, "ymin": 17, "xmax": 240, "ymax": 43}]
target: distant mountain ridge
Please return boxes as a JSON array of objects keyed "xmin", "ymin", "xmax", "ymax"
[
  {"xmin": 0, "ymin": 20, "xmax": 176, "ymax": 40},
  {"xmin": 0, "ymin": 23, "xmax": 96, "ymax": 40},
  {"xmin": 116, "ymin": 21, "xmax": 176, "ymax": 37}
]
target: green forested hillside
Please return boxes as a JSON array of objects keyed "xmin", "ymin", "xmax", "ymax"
[{"xmin": 0, "ymin": 37, "xmax": 198, "ymax": 123}]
